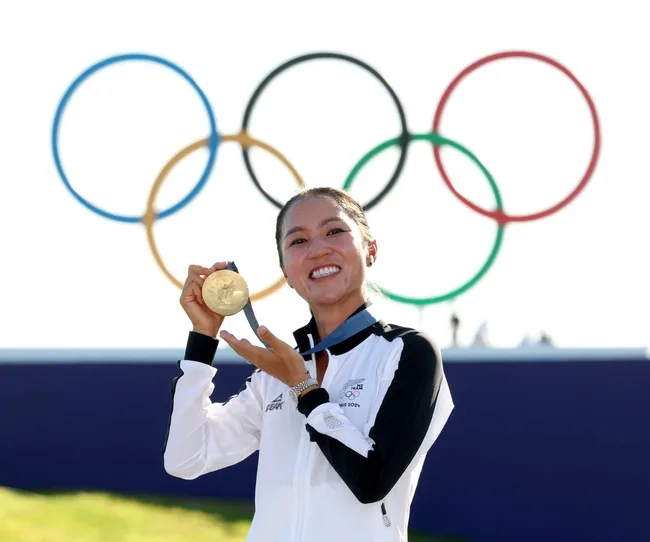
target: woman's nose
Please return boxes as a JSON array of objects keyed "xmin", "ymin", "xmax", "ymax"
[{"xmin": 308, "ymin": 238, "xmax": 332, "ymax": 259}]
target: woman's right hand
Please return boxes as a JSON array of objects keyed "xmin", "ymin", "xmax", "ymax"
[{"xmin": 180, "ymin": 261, "xmax": 229, "ymax": 338}]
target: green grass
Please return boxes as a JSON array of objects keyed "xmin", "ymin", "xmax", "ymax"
[{"xmin": 0, "ymin": 487, "xmax": 461, "ymax": 541}]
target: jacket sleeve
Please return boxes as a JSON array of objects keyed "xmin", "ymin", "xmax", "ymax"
[
  {"xmin": 163, "ymin": 331, "xmax": 264, "ymax": 480},
  {"xmin": 297, "ymin": 330, "xmax": 453, "ymax": 504}
]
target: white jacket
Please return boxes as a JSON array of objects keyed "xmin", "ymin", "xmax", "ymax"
[{"xmin": 163, "ymin": 304, "xmax": 454, "ymax": 541}]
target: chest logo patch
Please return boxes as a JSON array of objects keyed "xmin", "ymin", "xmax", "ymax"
[
  {"xmin": 265, "ymin": 393, "xmax": 284, "ymax": 412},
  {"xmin": 338, "ymin": 378, "xmax": 365, "ymax": 407}
]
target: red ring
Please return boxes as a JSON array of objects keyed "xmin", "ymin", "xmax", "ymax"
[{"xmin": 432, "ymin": 50, "xmax": 601, "ymax": 224}]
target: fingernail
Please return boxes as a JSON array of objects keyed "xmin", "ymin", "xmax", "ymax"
[{"xmin": 259, "ymin": 326, "xmax": 268, "ymax": 334}]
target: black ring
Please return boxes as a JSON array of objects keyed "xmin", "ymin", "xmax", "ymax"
[{"xmin": 241, "ymin": 52, "xmax": 410, "ymax": 211}]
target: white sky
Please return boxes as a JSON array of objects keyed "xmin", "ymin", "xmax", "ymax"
[{"xmin": 0, "ymin": 0, "xmax": 648, "ymax": 349}]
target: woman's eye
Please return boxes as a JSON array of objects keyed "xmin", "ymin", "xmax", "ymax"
[
  {"xmin": 327, "ymin": 228, "xmax": 345, "ymax": 235},
  {"xmin": 289, "ymin": 228, "xmax": 344, "ymax": 246}
]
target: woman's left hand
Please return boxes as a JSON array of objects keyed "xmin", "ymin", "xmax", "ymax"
[{"xmin": 219, "ymin": 326, "xmax": 309, "ymax": 387}]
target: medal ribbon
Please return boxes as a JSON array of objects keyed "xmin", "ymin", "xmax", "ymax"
[{"xmin": 226, "ymin": 261, "xmax": 378, "ymax": 356}]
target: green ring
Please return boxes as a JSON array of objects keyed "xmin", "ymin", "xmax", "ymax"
[{"xmin": 343, "ymin": 132, "xmax": 505, "ymax": 306}]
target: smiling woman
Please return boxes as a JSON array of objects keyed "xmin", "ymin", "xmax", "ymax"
[{"xmin": 163, "ymin": 187, "xmax": 455, "ymax": 542}]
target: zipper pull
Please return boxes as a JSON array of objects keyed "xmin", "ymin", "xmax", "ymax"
[{"xmin": 381, "ymin": 502, "xmax": 391, "ymax": 527}]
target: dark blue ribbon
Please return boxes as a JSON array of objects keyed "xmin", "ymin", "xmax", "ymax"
[{"xmin": 225, "ymin": 261, "xmax": 378, "ymax": 357}]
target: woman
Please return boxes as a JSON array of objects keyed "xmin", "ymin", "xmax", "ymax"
[{"xmin": 163, "ymin": 187, "xmax": 454, "ymax": 541}]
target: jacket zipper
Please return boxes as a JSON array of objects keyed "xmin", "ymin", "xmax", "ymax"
[{"xmin": 381, "ymin": 502, "xmax": 391, "ymax": 527}]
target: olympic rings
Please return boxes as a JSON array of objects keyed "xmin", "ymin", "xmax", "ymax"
[
  {"xmin": 240, "ymin": 52, "xmax": 410, "ymax": 211},
  {"xmin": 51, "ymin": 53, "xmax": 219, "ymax": 223},
  {"xmin": 53, "ymin": 49, "xmax": 600, "ymax": 306},
  {"xmin": 340, "ymin": 390, "xmax": 361, "ymax": 400},
  {"xmin": 345, "ymin": 132, "xmax": 504, "ymax": 305},
  {"xmin": 143, "ymin": 132, "xmax": 305, "ymax": 301},
  {"xmin": 432, "ymin": 50, "xmax": 601, "ymax": 224}
]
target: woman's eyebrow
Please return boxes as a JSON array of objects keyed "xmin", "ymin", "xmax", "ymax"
[{"xmin": 283, "ymin": 217, "xmax": 344, "ymax": 239}]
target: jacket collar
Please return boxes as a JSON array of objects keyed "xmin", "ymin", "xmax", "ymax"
[{"xmin": 292, "ymin": 300, "xmax": 381, "ymax": 359}]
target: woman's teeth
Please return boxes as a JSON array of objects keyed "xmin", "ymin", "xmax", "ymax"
[{"xmin": 311, "ymin": 266, "xmax": 341, "ymax": 280}]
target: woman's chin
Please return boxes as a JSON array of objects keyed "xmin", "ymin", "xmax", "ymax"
[
  {"xmin": 303, "ymin": 283, "xmax": 346, "ymax": 305},
  {"xmin": 307, "ymin": 286, "xmax": 364, "ymax": 307},
  {"xmin": 309, "ymin": 291, "xmax": 344, "ymax": 305}
]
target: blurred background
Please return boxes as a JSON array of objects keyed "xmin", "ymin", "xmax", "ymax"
[{"xmin": 1, "ymin": 1, "xmax": 648, "ymax": 541}]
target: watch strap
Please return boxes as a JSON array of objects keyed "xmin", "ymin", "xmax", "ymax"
[{"xmin": 290, "ymin": 377, "xmax": 319, "ymax": 399}]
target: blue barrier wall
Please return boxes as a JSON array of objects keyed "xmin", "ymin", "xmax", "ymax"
[{"xmin": 1, "ymin": 353, "xmax": 648, "ymax": 542}]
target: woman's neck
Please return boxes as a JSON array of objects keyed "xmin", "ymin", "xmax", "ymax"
[{"xmin": 311, "ymin": 293, "xmax": 367, "ymax": 339}]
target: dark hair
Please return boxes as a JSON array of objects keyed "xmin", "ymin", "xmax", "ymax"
[{"xmin": 275, "ymin": 187, "xmax": 373, "ymax": 266}]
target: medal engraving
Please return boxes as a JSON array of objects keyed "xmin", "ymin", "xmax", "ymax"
[{"xmin": 202, "ymin": 269, "xmax": 249, "ymax": 316}]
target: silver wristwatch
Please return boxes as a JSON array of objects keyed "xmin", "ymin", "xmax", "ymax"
[{"xmin": 288, "ymin": 375, "xmax": 319, "ymax": 402}]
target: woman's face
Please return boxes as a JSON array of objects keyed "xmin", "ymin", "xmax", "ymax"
[{"xmin": 280, "ymin": 197, "xmax": 374, "ymax": 307}]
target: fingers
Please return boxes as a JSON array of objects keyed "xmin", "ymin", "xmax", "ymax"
[
  {"xmin": 179, "ymin": 280, "xmax": 204, "ymax": 306},
  {"xmin": 180, "ymin": 263, "xmax": 217, "ymax": 306},
  {"xmin": 185, "ymin": 269, "xmax": 206, "ymax": 288},
  {"xmin": 257, "ymin": 326, "xmax": 287, "ymax": 350},
  {"xmin": 220, "ymin": 330, "xmax": 266, "ymax": 362},
  {"xmin": 219, "ymin": 331, "xmax": 248, "ymax": 359},
  {"xmin": 183, "ymin": 261, "xmax": 229, "ymax": 288},
  {"xmin": 204, "ymin": 261, "xmax": 229, "ymax": 276},
  {"xmin": 190, "ymin": 282, "xmax": 205, "ymax": 306},
  {"xmin": 187, "ymin": 264, "xmax": 211, "ymax": 276},
  {"xmin": 219, "ymin": 330, "xmax": 246, "ymax": 351},
  {"xmin": 209, "ymin": 261, "xmax": 229, "ymax": 271},
  {"xmin": 179, "ymin": 261, "xmax": 233, "ymax": 320}
]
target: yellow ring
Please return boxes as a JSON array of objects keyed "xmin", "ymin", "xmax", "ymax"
[{"xmin": 142, "ymin": 131, "xmax": 305, "ymax": 302}]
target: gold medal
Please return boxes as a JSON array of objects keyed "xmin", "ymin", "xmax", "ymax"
[{"xmin": 202, "ymin": 269, "xmax": 250, "ymax": 316}]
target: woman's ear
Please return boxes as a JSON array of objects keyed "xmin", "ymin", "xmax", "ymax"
[
  {"xmin": 282, "ymin": 266, "xmax": 293, "ymax": 289},
  {"xmin": 367, "ymin": 240, "xmax": 378, "ymax": 267}
]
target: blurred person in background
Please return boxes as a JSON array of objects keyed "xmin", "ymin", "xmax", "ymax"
[
  {"xmin": 472, "ymin": 320, "xmax": 490, "ymax": 347},
  {"xmin": 538, "ymin": 331, "xmax": 554, "ymax": 346},
  {"xmin": 450, "ymin": 312, "xmax": 460, "ymax": 347},
  {"xmin": 163, "ymin": 187, "xmax": 454, "ymax": 541}
]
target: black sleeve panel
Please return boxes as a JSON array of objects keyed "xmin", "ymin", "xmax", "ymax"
[
  {"xmin": 297, "ymin": 387, "xmax": 330, "ymax": 415},
  {"xmin": 184, "ymin": 331, "xmax": 219, "ymax": 365},
  {"xmin": 304, "ymin": 331, "xmax": 443, "ymax": 504}
]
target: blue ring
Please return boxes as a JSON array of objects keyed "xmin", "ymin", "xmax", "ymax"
[{"xmin": 51, "ymin": 53, "xmax": 219, "ymax": 223}]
